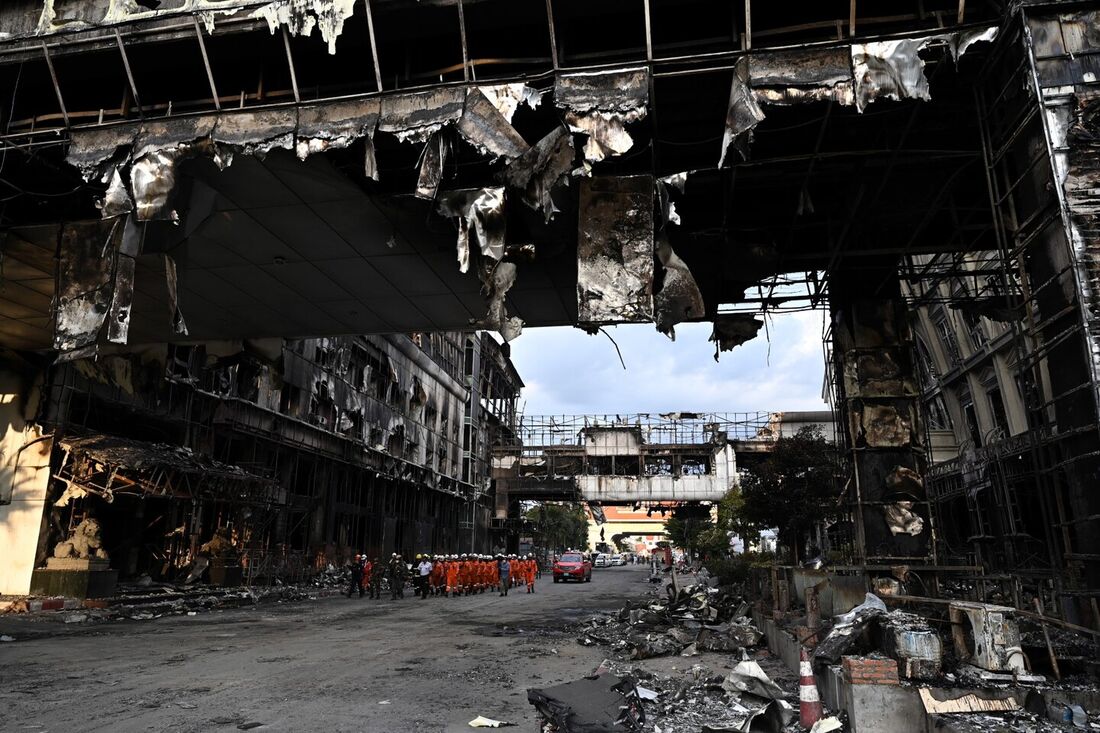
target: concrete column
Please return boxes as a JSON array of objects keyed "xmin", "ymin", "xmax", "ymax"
[
  {"xmin": 0, "ymin": 367, "xmax": 53, "ymax": 596},
  {"xmin": 830, "ymin": 266, "xmax": 931, "ymax": 562}
]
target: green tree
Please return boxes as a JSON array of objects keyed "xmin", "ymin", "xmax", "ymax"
[
  {"xmin": 525, "ymin": 503, "xmax": 588, "ymax": 553},
  {"xmin": 664, "ymin": 509, "xmax": 716, "ymax": 560},
  {"xmin": 727, "ymin": 425, "xmax": 842, "ymax": 561}
]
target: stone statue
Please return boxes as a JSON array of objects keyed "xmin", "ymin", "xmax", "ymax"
[{"xmin": 53, "ymin": 517, "xmax": 109, "ymax": 561}]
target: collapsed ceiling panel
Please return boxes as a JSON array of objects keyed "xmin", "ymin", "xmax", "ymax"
[{"xmin": 576, "ymin": 175, "xmax": 654, "ymax": 326}]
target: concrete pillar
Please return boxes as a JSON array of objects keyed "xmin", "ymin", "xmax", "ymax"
[
  {"xmin": 830, "ymin": 266, "xmax": 931, "ymax": 562},
  {"xmin": 0, "ymin": 367, "xmax": 52, "ymax": 596}
]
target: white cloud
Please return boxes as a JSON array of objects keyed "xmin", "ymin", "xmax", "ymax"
[{"xmin": 509, "ymin": 312, "xmax": 829, "ymax": 416}]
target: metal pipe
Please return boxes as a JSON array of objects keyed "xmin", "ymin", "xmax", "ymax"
[
  {"xmin": 544, "ymin": 0, "xmax": 559, "ymax": 70},
  {"xmin": 114, "ymin": 29, "xmax": 142, "ymax": 116},
  {"xmin": 456, "ymin": 0, "xmax": 471, "ymax": 82},
  {"xmin": 364, "ymin": 0, "xmax": 384, "ymax": 92},
  {"xmin": 193, "ymin": 17, "xmax": 221, "ymax": 111},
  {"xmin": 40, "ymin": 41, "xmax": 69, "ymax": 127},
  {"xmin": 282, "ymin": 27, "xmax": 300, "ymax": 104}
]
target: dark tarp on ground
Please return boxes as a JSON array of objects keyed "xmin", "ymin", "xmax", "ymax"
[{"xmin": 527, "ymin": 673, "xmax": 644, "ymax": 733}]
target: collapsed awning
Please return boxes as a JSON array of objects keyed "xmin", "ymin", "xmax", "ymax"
[{"xmin": 55, "ymin": 433, "xmax": 278, "ymax": 506}]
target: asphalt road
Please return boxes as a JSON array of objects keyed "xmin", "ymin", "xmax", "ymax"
[{"xmin": 0, "ymin": 564, "xmax": 654, "ymax": 732}]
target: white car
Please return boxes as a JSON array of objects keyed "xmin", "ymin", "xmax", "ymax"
[
  {"xmin": 610, "ymin": 554, "xmax": 624, "ymax": 566},
  {"xmin": 594, "ymin": 553, "xmax": 610, "ymax": 568}
]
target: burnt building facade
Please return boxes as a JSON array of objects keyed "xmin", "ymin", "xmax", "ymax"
[
  {"xmin": 0, "ymin": 331, "xmax": 522, "ymax": 594},
  {"xmin": 0, "ymin": 0, "xmax": 1098, "ymax": 624}
]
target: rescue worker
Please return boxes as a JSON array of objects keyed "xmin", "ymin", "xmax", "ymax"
[
  {"xmin": 417, "ymin": 555, "xmax": 433, "ymax": 599},
  {"xmin": 347, "ymin": 554, "xmax": 364, "ymax": 598},
  {"xmin": 369, "ymin": 556, "xmax": 385, "ymax": 598},
  {"xmin": 430, "ymin": 555, "xmax": 445, "ymax": 596},
  {"xmin": 361, "ymin": 555, "xmax": 372, "ymax": 596},
  {"xmin": 460, "ymin": 554, "xmax": 473, "ymax": 595},
  {"xmin": 446, "ymin": 554, "xmax": 460, "ymax": 598},
  {"xmin": 525, "ymin": 554, "xmax": 536, "ymax": 593},
  {"xmin": 478, "ymin": 555, "xmax": 489, "ymax": 593},
  {"xmin": 497, "ymin": 554, "xmax": 511, "ymax": 596}
]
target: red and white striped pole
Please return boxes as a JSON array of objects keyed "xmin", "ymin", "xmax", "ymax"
[{"xmin": 799, "ymin": 646, "xmax": 823, "ymax": 729}]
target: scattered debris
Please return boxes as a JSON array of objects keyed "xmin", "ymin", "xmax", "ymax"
[
  {"xmin": 527, "ymin": 673, "xmax": 644, "ymax": 733},
  {"xmin": 468, "ymin": 716, "xmax": 514, "ymax": 728}
]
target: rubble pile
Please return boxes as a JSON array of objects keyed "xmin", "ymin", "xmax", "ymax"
[
  {"xmin": 578, "ymin": 581, "xmax": 761, "ymax": 662},
  {"xmin": 530, "ymin": 578, "xmax": 810, "ymax": 733},
  {"xmin": 310, "ymin": 564, "xmax": 349, "ymax": 589},
  {"xmin": 529, "ymin": 653, "xmax": 803, "ymax": 733},
  {"xmin": 2, "ymin": 582, "xmax": 318, "ymax": 622}
]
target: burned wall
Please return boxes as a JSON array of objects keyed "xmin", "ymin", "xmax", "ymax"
[{"xmin": 831, "ymin": 267, "xmax": 930, "ymax": 561}]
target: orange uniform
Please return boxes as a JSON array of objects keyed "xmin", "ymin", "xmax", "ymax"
[
  {"xmin": 460, "ymin": 559, "xmax": 472, "ymax": 592},
  {"xmin": 445, "ymin": 560, "xmax": 459, "ymax": 594},
  {"xmin": 430, "ymin": 560, "xmax": 444, "ymax": 592}
]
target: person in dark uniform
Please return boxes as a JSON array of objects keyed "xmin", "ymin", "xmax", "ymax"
[
  {"xmin": 388, "ymin": 553, "xmax": 407, "ymax": 600},
  {"xmin": 347, "ymin": 554, "xmax": 364, "ymax": 598},
  {"xmin": 369, "ymin": 556, "xmax": 385, "ymax": 599}
]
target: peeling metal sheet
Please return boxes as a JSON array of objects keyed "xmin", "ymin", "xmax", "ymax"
[
  {"xmin": 415, "ymin": 130, "xmax": 450, "ymax": 200},
  {"xmin": 164, "ymin": 253, "xmax": 189, "ymax": 336},
  {"xmin": 852, "ymin": 38, "xmax": 932, "ymax": 113},
  {"xmin": 457, "ymin": 87, "xmax": 530, "ymax": 160},
  {"xmin": 363, "ymin": 135, "xmax": 379, "ymax": 181},
  {"xmin": 497, "ymin": 125, "xmax": 574, "ymax": 222},
  {"xmin": 131, "ymin": 149, "xmax": 183, "ymax": 222},
  {"xmin": 132, "ymin": 117, "xmax": 219, "ymax": 160},
  {"xmin": 555, "ymin": 67, "xmax": 648, "ymax": 114},
  {"xmin": 54, "ymin": 220, "xmax": 121, "ymax": 354},
  {"xmin": 577, "ymin": 176, "xmax": 654, "ymax": 325},
  {"xmin": 750, "ymin": 47, "xmax": 855, "ymax": 107},
  {"xmin": 658, "ymin": 171, "xmax": 688, "ymax": 193},
  {"xmin": 68, "ymin": 122, "xmax": 141, "ymax": 180},
  {"xmin": 850, "ymin": 29, "xmax": 996, "ymax": 114},
  {"xmin": 98, "ymin": 166, "xmax": 134, "ymax": 219},
  {"xmin": 379, "ymin": 88, "xmax": 467, "ymax": 144},
  {"xmin": 296, "ymin": 98, "xmax": 380, "ymax": 160},
  {"xmin": 107, "ymin": 215, "xmax": 141, "ymax": 344},
  {"xmin": 709, "ymin": 314, "xmax": 763, "ymax": 361},
  {"xmin": 477, "ymin": 260, "xmax": 524, "ymax": 343},
  {"xmin": 213, "ymin": 108, "xmax": 297, "ymax": 157},
  {"xmin": 851, "ymin": 404, "xmax": 912, "ymax": 447},
  {"xmin": 1058, "ymin": 91, "xmax": 1100, "ymax": 382},
  {"xmin": 654, "ymin": 235, "xmax": 704, "ymax": 340},
  {"xmin": 719, "ymin": 58, "xmax": 765, "ymax": 167},
  {"xmin": 556, "ymin": 68, "xmax": 649, "ymax": 164},
  {"xmin": 32, "ymin": 0, "xmax": 258, "ymax": 38},
  {"xmin": 883, "ymin": 501, "xmax": 924, "ymax": 536},
  {"xmin": 478, "ymin": 83, "xmax": 542, "ymax": 124},
  {"xmin": 565, "ymin": 111, "xmax": 644, "ymax": 164},
  {"xmin": 252, "ymin": 0, "xmax": 358, "ymax": 55},
  {"xmin": 437, "ymin": 187, "xmax": 506, "ymax": 273},
  {"xmin": 885, "ymin": 465, "xmax": 924, "ymax": 501},
  {"xmin": 950, "ymin": 26, "xmax": 999, "ymax": 61}
]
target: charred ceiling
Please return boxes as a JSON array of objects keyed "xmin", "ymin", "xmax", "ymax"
[{"xmin": 0, "ymin": 0, "xmax": 1007, "ymax": 352}]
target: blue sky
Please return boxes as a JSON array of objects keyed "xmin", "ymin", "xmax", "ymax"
[{"xmin": 508, "ymin": 310, "xmax": 830, "ymax": 416}]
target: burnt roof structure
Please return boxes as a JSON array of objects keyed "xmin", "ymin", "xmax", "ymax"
[{"xmin": 0, "ymin": 0, "xmax": 1003, "ymax": 350}]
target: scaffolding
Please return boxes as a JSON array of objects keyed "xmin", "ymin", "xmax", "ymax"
[
  {"xmin": 499, "ymin": 412, "xmax": 774, "ymax": 450},
  {"xmin": 901, "ymin": 11, "xmax": 1100, "ymax": 621}
]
